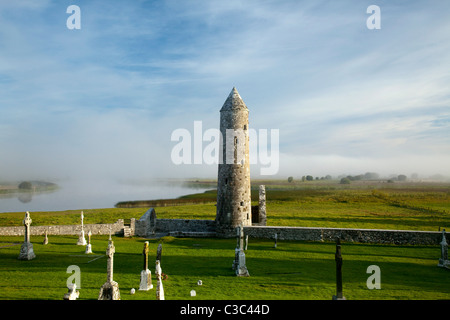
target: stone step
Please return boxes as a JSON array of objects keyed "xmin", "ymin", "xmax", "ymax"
[{"xmin": 123, "ymin": 226, "xmax": 132, "ymax": 237}]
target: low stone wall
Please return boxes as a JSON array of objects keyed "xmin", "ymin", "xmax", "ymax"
[
  {"xmin": 244, "ymin": 226, "xmax": 448, "ymax": 245},
  {"xmin": 0, "ymin": 219, "xmax": 125, "ymax": 237},
  {"xmin": 156, "ymin": 219, "xmax": 216, "ymax": 233}
]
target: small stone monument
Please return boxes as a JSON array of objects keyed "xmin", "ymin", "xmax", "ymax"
[
  {"xmin": 139, "ymin": 241, "xmax": 153, "ymax": 291},
  {"xmin": 273, "ymin": 233, "xmax": 278, "ymax": 248},
  {"xmin": 18, "ymin": 211, "xmax": 36, "ymax": 260},
  {"xmin": 63, "ymin": 283, "xmax": 80, "ymax": 300},
  {"xmin": 43, "ymin": 230, "xmax": 49, "ymax": 245},
  {"xmin": 232, "ymin": 226, "xmax": 240, "ymax": 270},
  {"xmin": 236, "ymin": 224, "xmax": 250, "ymax": 277},
  {"xmin": 332, "ymin": 238, "xmax": 346, "ymax": 300},
  {"xmin": 98, "ymin": 233, "xmax": 120, "ymax": 300},
  {"xmin": 438, "ymin": 229, "xmax": 450, "ymax": 269},
  {"xmin": 156, "ymin": 243, "xmax": 162, "ymax": 262},
  {"xmin": 155, "ymin": 260, "xmax": 165, "ymax": 300},
  {"xmin": 85, "ymin": 230, "xmax": 92, "ymax": 254},
  {"xmin": 77, "ymin": 211, "xmax": 87, "ymax": 246},
  {"xmin": 258, "ymin": 185, "xmax": 267, "ymax": 225}
]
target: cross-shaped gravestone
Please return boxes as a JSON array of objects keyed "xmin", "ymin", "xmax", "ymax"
[
  {"xmin": 24, "ymin": 211, "xmax": 32, "ymax": 243},
  {"xmin": 139, "ymin": 241, "xmax": 153, "ymax": 291},
  {"xmin": 85, "ymin": 230, "xmax": 92, "ymax": 254},
  {"xmin": 18, "ymin": 211, "xmax": 36, "ymax": 260},
  {"xmin": 77, "ymin": 211, "xmax": 87, "ymax": 246},
  {"xmin": 98, "ymin": 237, "xmax": 120, "ymax": 300}
]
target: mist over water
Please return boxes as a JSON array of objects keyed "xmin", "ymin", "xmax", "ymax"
[{"xmin": 0, "ymin": 179, "xmax": 212, "ymax": 213}]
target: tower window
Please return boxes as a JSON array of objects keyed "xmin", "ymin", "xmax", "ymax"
[
  {"xmin": 240, "ymin": 201, "xmax": 244, "ymax": 206},
  {"xmin": 243, "ymin": 125, "xmax": 247, "ymax": 130}
]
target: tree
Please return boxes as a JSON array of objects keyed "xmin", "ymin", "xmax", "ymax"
[
  {"xmin": 288, "ymin": 176, "xmax": 294, "ymax": 183},
  {"xmin": 398, "ymin": 174, "xmax": 407, "ymax": 182},
  {"xmin": 306, "ymin": 175, "xmax": 313, "ymax": 181},
  {"xmin": 18, "ymin": 181, "xmax": 32, "ymax": 190},
  {"xmin": 340, "ymin": 177, "xmax": 351, "ymax": 184}
]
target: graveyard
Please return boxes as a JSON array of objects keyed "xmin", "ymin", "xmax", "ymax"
[{"xmin": 0, "ymin": 180, "xmax": 450, "ymax": 300}]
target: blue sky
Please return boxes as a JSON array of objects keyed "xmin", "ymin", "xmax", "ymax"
[{"xmin": 0, "ymin": 0, "xmax": 449, "ymax": 182}]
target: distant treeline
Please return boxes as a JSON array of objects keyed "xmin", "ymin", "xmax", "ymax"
[{"xmin": 0, "ymin": 180, "xmax": 58, "ymax": 194}]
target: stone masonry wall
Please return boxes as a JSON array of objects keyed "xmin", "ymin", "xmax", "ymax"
[
  {"xmin": 244, "ymin": 226, "xmax": 448, "ymax": 245},
  {"xmin": 156, "ymin": 219, "xmax": 216, "ymax": 233},
  {"xmin": 0, "ymin": 219, "xmax": 124, "ymax": 237}
]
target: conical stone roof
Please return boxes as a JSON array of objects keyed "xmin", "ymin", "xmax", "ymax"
[{"xmin": 220, "ymin": 87, "xmax": 248, "ymax": 112}]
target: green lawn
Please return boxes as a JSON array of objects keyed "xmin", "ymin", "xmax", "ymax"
[
  {"xmin": 1, "ymin": 180, "xmax": 449, "ymax": 300},
  {"xmin": 0, "ymin": 235, "xmax": 448, "ymax": 300}
]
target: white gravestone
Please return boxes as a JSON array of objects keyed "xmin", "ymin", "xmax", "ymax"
[
  {"xmin": 18, "ymin": 211, "xmax": 36, "ymax": 260},
  {"xmin": 139, "ymin": 241, "xmax": 153, "ymax": 291}
]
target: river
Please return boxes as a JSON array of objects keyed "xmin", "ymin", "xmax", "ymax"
[{"xmin": 0, "ymin": 179, "xmax": 213, "ymax": 213}]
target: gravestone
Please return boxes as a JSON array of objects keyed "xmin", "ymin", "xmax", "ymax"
[
  {"xmin": 258, "ymin": 185, "xmax": 267, "ymax": 225},
  {"xmin": 332, "ymin": 238, "xmax": 346, "ymax": 300},
  {"xmin": 232, "ymin": 226, "xmax": 240, "ymax": 270},
  {"xmin": 18, "ymin": 211, "xmax": 36, "ymax": 260},
  {"xmin": 43, "ymin": 230, "xmax": 49, "ymax": 245},
  {"xmin": 155, "ymin": 260, "xmax": 165, "ymax": 300},
  {"xmin": 438, "ymin": 229, "xmax": 450, "ymax": 269},
  {"xmin": 85, "ymin": 230, "xmax": 92, "ymax": 254},
  {"xmin": 63, "ymin": 283, "xmax": 80, "ymax": 300},
  {"xmin": 156, "ymin": 243, "xmax": 162, "ymax": 262},
  {"xmin": 77, "ymin": 211, "xmax": 87, "ymax": 246},
  {"xmin": 273, "ymin": 233, "xmax": 277, "ymax": 248},
  {"xmin": 139, "ymin": 241, "xmax": 153, "ymax": 291},
  {"xmin": 236, "ymin": 224, "xmax": 250, "ymax": 277},
  {"xmin": 98, "ymin": 235, "xmax": 120, "ymax": 300}
]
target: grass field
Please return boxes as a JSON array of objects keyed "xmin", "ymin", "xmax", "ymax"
[
  {"xmin": 0, "ymin": 235, "xmax": 448, "ymax": 300},
  {"xmin": 0, "ymin": 179, "xmax": 449, "ymax": 300}
]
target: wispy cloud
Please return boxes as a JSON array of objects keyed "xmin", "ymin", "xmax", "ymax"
[{"xmin": 0, "ymin": 1, "xmax": 449, "ymax": 182}]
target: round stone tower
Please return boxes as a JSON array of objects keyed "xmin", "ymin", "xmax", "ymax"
[{"xmin": 215, "ymin": 87, "xmax": 252, "ymax": 236}]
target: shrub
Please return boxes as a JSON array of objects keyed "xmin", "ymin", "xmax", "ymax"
[{"xmin": 340, "ymin": 177, "xmax": 351, "ymax": 184}]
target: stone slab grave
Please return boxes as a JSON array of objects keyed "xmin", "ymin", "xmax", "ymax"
[
  {"xmin": 332, "ymin": 238, "xmax": 346, "ymax": 300},
  {"xmin": 438, "ymin": 229, "xmax": 450, "ymax": 269}
]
